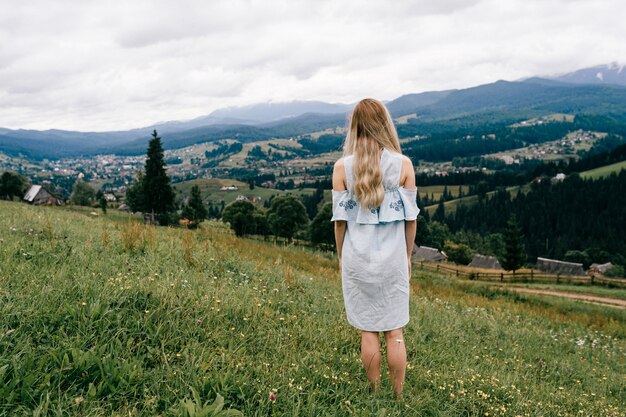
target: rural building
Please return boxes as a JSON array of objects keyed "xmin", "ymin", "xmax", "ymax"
[
  {"xmin": 589, "ymin": 262, "xmax": 613, "ymax": 274},
  {"xmin": 235, "ymin": 195, "xmax": 260, "ymax": 203},
  {"xmin": 23, "ymin": 185, "xmax": 63, "ymax": 206},
  {"xmin": 469, "ymin": 254, "xmax": 503, "ymax": 270},
  {"xmin": 220, "ymin": 185, "xmax": 238, "ymax": 191},
  {"xmin": 412, "ymin": 245, "xmax": 447, "ymax": 262},
  {"xmin": 535, "ymin": 257, "xmax": 585, "ymax": 276},
  {"xmin": 104, "ymin": 193, "xmax": 117, "ymax": 202}
]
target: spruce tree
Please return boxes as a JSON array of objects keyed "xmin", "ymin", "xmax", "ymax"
[
  {"xmin": 433, "ymin": 198, "xmax": 445, "ymax": 223},
  {"xmin": 142, "ymin": 130, "xmax": 175, "ymax": 221},
  {"xmin": 182, "ymin": 185, "xmax": 207, "ymax": 224},
  {"xmin": 126, "ymin": 171, "xmax": 145, "ymax": 213},
  {"xmin": 501, "ymin": 215, "xmax": 525, "ymax": 272},
  {"xmin": 99, "ymin": 194, "xmax": 107, "ymax": 214}
]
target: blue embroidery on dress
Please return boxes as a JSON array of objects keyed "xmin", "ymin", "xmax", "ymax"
[
  {"xmin": 370, "ymin": 207, "xmax": 380, "ymax": 215},
  {"xmin": 389, "ymin": 199, "xmax": 403, "ymax": 211},
  {"xmin": 339, "ymin": 198, "xmax": 357, "ymax": 210}
]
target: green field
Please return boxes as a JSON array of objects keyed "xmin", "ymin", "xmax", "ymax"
[
  {"xmin": 173, "ymin": 178, "xmax": 321, "ymax": 207},
  {"xmin": 1, "ymin": 200, "xmax": 624, "ymax": 416},
  {"xmin": 580, "ymin": 160, "xmax": 626, "ymax": 180},
  {"xmin": 423, "ymin": 185, "xmax": 528, "ymax": 216},
  {"xmin": 418, "ymin": 185, "xmax": 470, "ymax": 201}
]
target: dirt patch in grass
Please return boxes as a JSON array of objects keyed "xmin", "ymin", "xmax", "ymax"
[{"xmin": 491, "ymin": 285, "xmax": 626, "ymax": 309}]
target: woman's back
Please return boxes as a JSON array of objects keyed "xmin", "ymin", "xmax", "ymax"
[
  {"xmin": 331, "ymin": 98, "xmax": 418, "ymax": 398},
  {"xmin": 331, "ymin": 147, "xmax": 419, "ymax": 224},
  {"xmin": 331, "ymin": 147, "xmax": 419, "ymax": 331}
]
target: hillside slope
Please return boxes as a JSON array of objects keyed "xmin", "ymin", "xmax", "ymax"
[
  {"xmin": 580, "ymin": 160, "xmax": 626, "ymax": 179},
  {"xmin": 0, "ymin": 200, "xmax": 623, "ymax": 416}
]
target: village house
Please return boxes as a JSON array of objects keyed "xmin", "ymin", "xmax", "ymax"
[
  {"xmin": 589, "ymin": 262, "xmax": 613, "ymax": 275},
  {"xmin": 23, "ymin": 185, "xmax": 64, "ymax": 206},
  {"xmin": 536, "ymin": 257, "xmax": 585, "ymax": 276},
  {"xmin": 220, "ymin": 185, "xmax": 239, "ymax": 191},
  {"xmin": 411, "ymin": 244, "xmax": 447, "ymax": 262},
  {"xmin": 234, "ymin": 195, "xmax": 260, "ymax": 203},
  {"xmin": 469, "ymin": 254, "xmax": 503, "ymax": 270}
]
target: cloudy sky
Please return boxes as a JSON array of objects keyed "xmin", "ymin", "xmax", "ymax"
[{"xmin": 1, "ymin": 0, "xmax": 625, "ymax": 132}]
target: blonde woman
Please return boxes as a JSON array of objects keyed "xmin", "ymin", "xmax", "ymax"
[{"xmin": 331, "ymin": 98, "xmax": 419, "ymax": 399}]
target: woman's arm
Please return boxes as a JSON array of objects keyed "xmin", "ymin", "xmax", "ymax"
[
  {"xmin": 335, "ymin": 221, "xmax": 347, "ymax": 262},
  {"xmin": 332, "ymin": 158, "xmax": 348, "ymax": 265},
  {"xmin": 405, "ymin": 220, "xmax": 416, "ymax": 256},
  {"xmin": 401, "ymin": 156, "xmax": 418, "ymax": 274}
]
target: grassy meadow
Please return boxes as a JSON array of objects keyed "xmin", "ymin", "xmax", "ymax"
[
  {"xmin": 172, "ymin": 178, "xmax": 320, "ymax": 207},
  {"xmin": 580, "ymin": 160, "xmax": 626, "ymax": 180},
  {"xmin": 0, "ymin": 200, "xmax": 624, "ymax": 416},
  {"xmin": 423, "ymin": 185, "xmax": 529, "ymax": 216}
]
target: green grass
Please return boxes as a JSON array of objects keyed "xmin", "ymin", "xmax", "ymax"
[
  {"xmin": 458, "ymin": 278, "xmax": 626, "ymax": 301},
  {"xmin": 580, "ymin": 160, "xmax": 626, "ymax": 180},
  {"xmin": 424, "ymin": 185, "xmax": 529, "ymax": 215},
  {"xmin": 1, "ymin": 200, "xmax": 624, "ymax": 416},
  {"xmin": 418, "ymin": 185, "xmax": 470, "ymax": 201},
  {"xmin": 172, "ymin": 178, "xmax": 319, "ymax": 207}
]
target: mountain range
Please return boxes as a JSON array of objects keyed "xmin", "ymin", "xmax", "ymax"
[{"xmin": 1, "ymin": 63, "xmax": 626, "ymax": 160}]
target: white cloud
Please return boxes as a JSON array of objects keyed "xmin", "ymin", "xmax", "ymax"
[{"xmin": 0, "ymin": 0, "xmax": 625, "ymax": 131}]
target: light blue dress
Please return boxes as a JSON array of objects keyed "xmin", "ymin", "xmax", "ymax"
[{"xmin": 331, "ymin": 148, "xmax": 420, "ymax": 331}]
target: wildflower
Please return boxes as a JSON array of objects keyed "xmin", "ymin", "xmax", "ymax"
[
  {"xmin": 196, "ymin": 319, "xmax": 202, "ymax": 324},
  {"xmin": 74, "ymin": 396, "xmax": 84, "ymax": 405},
  {"xmin": 269, "ymin": 389, "xmax": 277, "ymax": 402}
]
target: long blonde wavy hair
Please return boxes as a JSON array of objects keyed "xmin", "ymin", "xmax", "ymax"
[{"xmin": 343, "ymin": 98, "xmax": 402, "ymax": 209}]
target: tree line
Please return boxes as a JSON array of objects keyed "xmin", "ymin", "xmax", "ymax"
[{"xmin": 433, "ymin": 172, "xmax": 626, "ymax": 270}]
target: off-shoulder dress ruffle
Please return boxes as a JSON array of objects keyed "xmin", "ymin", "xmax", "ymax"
[{"xmin": 330, "ymin": 186, "xmax": 420, "ymax": 224}]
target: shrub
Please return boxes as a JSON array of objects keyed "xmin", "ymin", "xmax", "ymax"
[
  {"xmin": 604, "ymin": 264, "xmax": 625, "ymax": 278},
  {"xmin": 443, "ymin": 240, "xmax": 473, "ymax": 265}
]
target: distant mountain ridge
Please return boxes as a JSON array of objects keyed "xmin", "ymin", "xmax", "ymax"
[
  {"xmin": 207, "ymin": 101, "xmax": 353, "ymax": 123},
  {"xmin": 2, "ymin": 64, "xmax": 626, "ymax": 159},
  {"xmin": 550, "ymin": 62, "xmax": 626, "ymax": 86}
]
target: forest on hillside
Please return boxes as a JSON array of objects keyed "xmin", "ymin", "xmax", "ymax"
[{"xmin": 438, "ymin": 171, "xmax": 626, "ymax": 266}]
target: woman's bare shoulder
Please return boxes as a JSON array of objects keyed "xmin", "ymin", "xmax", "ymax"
[
  {"xmin": 333, "ymin": 157, "xmax": 347, "ymax": 191},
  {"xmin": 400, "ymin": 154, "xmax": 415, "ymax": 171},
  {"xmin": 400, "ymin": 154, "xmax": 416, "ymax": 188}
]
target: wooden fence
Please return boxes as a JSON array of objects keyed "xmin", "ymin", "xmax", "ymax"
[{"xmin": 415, "ymin": 261, "xmax": 626, "ymax": 288}]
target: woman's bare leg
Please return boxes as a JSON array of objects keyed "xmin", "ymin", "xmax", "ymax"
[
  {"xmin": 384, "ymin": 328, "xmax": 406, "ymax": 399},
  {"xmin": 360, "ymin": 331, "xmax": 381, "ymax": 394}
]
